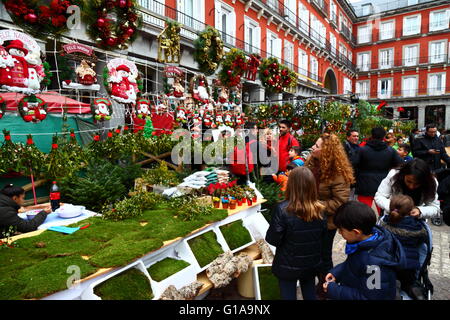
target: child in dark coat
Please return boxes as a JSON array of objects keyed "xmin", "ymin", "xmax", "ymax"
[
  {"xmin": 379, "ymin": 195, "xmax": 428, "ymax": 300},
  {"xmin": 323, "ymin": 201, "xmax": 407, "ymax": 300},
  {"xmin": 266, "ymin": 167, "xmax": 327, "ymax": 300}
]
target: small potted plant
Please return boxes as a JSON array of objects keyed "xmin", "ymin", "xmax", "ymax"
[
  {"xmin": 212, "ymin": 196, "xmax": 221, "ymax": 208},
  {"xmin": 229, "ymin": 197, "xmax": 237, "ymax": 210},
  {"xmin": 221, "ymin": 196, "xmax": 229, "ymax": 209}
]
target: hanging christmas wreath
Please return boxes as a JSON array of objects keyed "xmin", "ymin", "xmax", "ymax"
[
  {"xmin": 84, "ymin": 0, "xmax": 142, "ymax": 50},
  {"xmin": 193, "ymin": 26, "xmax": 224, "ymax": 76},
  {"xmin": 92, "ymin": 97, "xmax": 113, "ymax": 122},
  {"xmin": 0, "ymin": 96, "xmax": 5, "ymax": 119},
  {"xmin": 259, "ymin": 57, "xmax": 298, "ymax": 93},
  {"xmin": 218, "ymin": 49, "xmax": 247, "ymax": 88},
  {"xmin": 1, "ymin": 0, "xmax": 82, "ymax": 39},
  {"xmin": 135, "ymin": 98, "xmax": 151, "ymax": 119},
  {"xmin": 18, "ymin": 94, "xmax": 47, "ymax": 123}
]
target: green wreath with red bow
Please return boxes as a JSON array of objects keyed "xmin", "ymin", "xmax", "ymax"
[
  {"xmin": 18, "ymin": 94, "xmax": 47, "ymax": 123},
  {"xmin": 84, "ymin": 0, "xmax": 142, "ymax": 50},
  {"xmin": 218, "ymin": 49, "xmax": 247, "ymax": 88},
  {"xmin": 259, "ymin": 57, "xmax": 298, "ymax": 93},
  {"xmin": 0, "ymin": 96, "xmax": 5, "ymax": 119},
  {"xmin": 1, "ymin": 0, "xmax": 83, "ymax": 39}
]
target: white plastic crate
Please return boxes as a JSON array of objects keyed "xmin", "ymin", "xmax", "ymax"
[
  {"xmin": 184, "ymin": 226, "xmax": 230, "ymax": 272},
  {"xmin": 80, "ymin": 260, "xmax": 153, "ymax": 300},
  {"xmin": 141, "ymin": 240, "xmax": 198, "ymax": 300}
]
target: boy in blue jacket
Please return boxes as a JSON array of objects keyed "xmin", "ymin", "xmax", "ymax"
[{"xmin": 323, "ymin": 201, "xmax": 407, "ymax": 300}]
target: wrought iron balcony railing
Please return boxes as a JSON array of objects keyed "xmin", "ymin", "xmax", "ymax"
[{"xmin": 356, "ymin": 54, "xmax": 450, "ymax": 72}]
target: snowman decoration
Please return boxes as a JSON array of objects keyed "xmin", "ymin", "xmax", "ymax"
[
  {"xmin": 107, "ymin": 60, "xmax": 139, "ymax": 104},
  {"xmin": 92, "ymin": 98, "xmax": 112, "ymax": 122},
  {"xmin": 136, "ymin": 98, "xmax": 151, "ymax": 119},
  {"xmin": 0, "ymin": 39, "xmax": 43, "ymax": 94},
  {"xmin": 192, "ymin": 76, "xmax": 210, "ymax": 105}
]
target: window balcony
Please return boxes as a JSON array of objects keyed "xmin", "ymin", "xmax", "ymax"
[
  {"xmin": 356, "ymin": 54, "xmax": 449, "ymax": 72},
  {"xmin": 366, "ymin": 87, "xmax": 450, "ymax": 100},
  {"xmin": 310, "ymin": 0, "xmax": 329, "ymax": 18}
]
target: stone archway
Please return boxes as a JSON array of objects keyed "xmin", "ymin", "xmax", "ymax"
[{"xmin": 324, "ymin": 69, "xmax": 338, "ymax": 94}]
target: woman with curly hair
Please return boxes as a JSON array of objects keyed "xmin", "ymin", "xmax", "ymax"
[{"xmin": 305, "ymin": 133, "xmax": 355, "ymax": 297}]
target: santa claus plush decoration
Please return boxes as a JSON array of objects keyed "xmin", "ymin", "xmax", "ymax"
[
  {"xmin": 76, "ymin": 60, "xmax": 97, "ymax": 85},
  {"xmin": 215, "ymin": 111, "xmax": 224, "ymax": 127},
  {"xmin": 92, "ymin": 97, "xmax": 113, "ymax": 122},
  {"xmin": 224, "ymin": 112, "xmax": 235, "ymax": 127},
  {"xmin": 136, "ymin": 98, "xmax": 151, "ymax": 119},
  {"xmin": 110, "ymin": 64, "xmax": 139, "ymax": 104},
  {"xmin": 176, "ymin": 105, "xmax": 188, "ymax": 124},
  {"xmin": 18, "ymin": 94, "xmax": 47, "ymax": 123}
]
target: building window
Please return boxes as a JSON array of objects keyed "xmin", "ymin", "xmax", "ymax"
[
  {"xmin": 299, "ymin": 3, "xmax": 309, "ymax": 35},
  {"xmin": 429, "ymin": 40, "xmax": 447, "ymax": 64},
  {"xmin": 357, "ymin": 52, "xmax": 371, "ymax": 71},
  {"xmin": 343, "ymin": 77, "xmax": 352, "ymax": 94},
  {"xmin": 267, "ymin": 30, "xmax": 282, "ymax": 59},
  {"xmin": 330, "ymin": 33, "xmax": 337, "ymax": 56},
  {"xmin": 379, "ymin": 20, "xmax": 395, "ymax": 40},
  {"xmin": 378, "ymin": 78, "xmax": 392, "ymax": 99},
  {"xmin": 428, "ymin": 73, "xmax": 446, "ymax": 95},
  {"xmin": 403, "ymin": 14, "xmax": 421, "ymax": 36},
  {"xmin": 244, "ymin": 17, "xmax": 260, "ymax": 54},
  {"xmin": 178, "ymin": 0, "xmax": 204, "ymax": 30},
  {"xmin": 310, "ymin": 56, "xmax": 318, "ymax": 81},
  {"xmin": 356, "ymin": 80, "xmax": 370, "ymax": 99},
  {"xmin": 429, "ymin": 10, "xmax": 449, "ymax": 32},
  {"xmin": 284, "ymin": 0, "xmax": 296, "ymax": 25},
  {"xmin": 311, "ymin": 15, "xmax": 323, "ymax": 46},
  {"xmin": 379, "ymin": 48, "xmax": 394, "ymax": 69},
  {"xmin": 330, "ymin": 1, "xmax": 337, "ymax": 23},
  {"xmin": 403, "ymin": 44, "xmax": 419, "ymax": 66},
  {"xmin": 283, "ymin": 40, "xmax": 294, "ymax": 70},
  {"xmin": 358, "ymin": 25, "xmax": 371, "ymax": 44},
  {"xmin": 298, "ymin": 49, "xmax": 308, "ymax": 76},
  {"xmin": 361, "ymin": 4, "xmax": 372, "ymax": 16},
  {"xmin": 402, "ymin": 76, "xmax": 418, "ymax": 97},
  {"xmin": 215, "ymin": 1, "xmax": 236, "ymax": 45}
]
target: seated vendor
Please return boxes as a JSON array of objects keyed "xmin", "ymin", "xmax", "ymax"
[{"xmin": 0, "ymin": 184, "xmax": 50, "ymax": 237}]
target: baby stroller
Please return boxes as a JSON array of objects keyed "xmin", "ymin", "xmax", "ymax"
[{"xmin": 378, "ymin": 215, "xmax": 434, "ymax": 300}]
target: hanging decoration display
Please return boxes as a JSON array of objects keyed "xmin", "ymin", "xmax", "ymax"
[
  {"xmin": 157, "ymin": 19, "xmax": 181, "ymax": 64},
  {"xmin": 92, "ymin": 97, "xmax": 113, "ymax": 122},
  {"xmin": 218, "ymin": 48, "xmax": 247, "ymax": 88},
  {"xmin": 245, "ymin": 54, "xmax": 261, "ymax": 81},
  {"xmin": 17, "ymin": 94, "xmax": 47, "ymax": 123},
  {"xmin": 0, "ymin": 30, "xmax": 46, "ymax": 94},
  {"xmin": 0, "ymin": 96, "xmax": 5, "ymax": 119},
  {"xmin": 84, "ymin": 0, "xmax": 142, "ymax": 50},
  {"xmin": 193, "ymin": 26, "xmax": 224, "ymax": 76},
  {"xmin": 105, "ymin": 58, "xmax": 140, "ymax": 104},
  {"xmin": 1, "ymin": 0, "xmax": 82, "ymax": 39},
  {"xmin": 135, "ymin": 98, "xmax": 151, "ymax": 119},
  {"xmin": 259, "ymin": 57, "xmax": 298, "ymax": 93}
]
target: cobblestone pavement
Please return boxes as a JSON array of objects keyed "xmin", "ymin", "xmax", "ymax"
[{"xmin": 332, "ymin": 223, "xmax": 450, "ymax": 300}]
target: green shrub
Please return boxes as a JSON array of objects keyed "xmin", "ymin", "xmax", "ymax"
[
  {"xmin": 188, "ymin": 231, "xmax": 224, "ymax": 268},
  {"xmin": 255, "ymin": 179, "xmax": 283, "ymax": 222},
  {"xmin": 219, "ymin": 220, "xmax": 252, "ymax": 251},
  {"xmin": 147, "ymin": 258, "xmax": 190, "ymax": 282},
  {"xmin": 94, "ymin": 268, "xmax": 153, "ymax": 300}
]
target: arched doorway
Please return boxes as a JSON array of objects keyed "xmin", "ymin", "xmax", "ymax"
[{"xmin": 324, "ymin": 69, "xmax": 338, "ymax": 94}]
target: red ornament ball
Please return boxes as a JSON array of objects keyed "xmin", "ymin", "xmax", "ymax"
[
  {"xmin": 263, "ymin": 70, "xmax": 269, "ymax": 76},
  {"xmin": 25, "ymin": 13, "xmax": 38, "ymax": 23},
  {"xmin": 107, "ymin": 37, "xmax": 116, "ymax": 46},
  {"xmin": 126, "ymin": 28, "xmax": 134, "ymax": 36},
  {"xmin": 97, "ymin": 18, "xmax": 106, "ymax": 27},
  {"xmin": 119, "ymin": 0, "xmax": 127, "ymax": 7}
]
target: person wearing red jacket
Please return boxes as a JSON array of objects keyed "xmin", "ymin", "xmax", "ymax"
[{"xmin": 277, "ymin": 120, "xmax": 300, "ymax": 173}]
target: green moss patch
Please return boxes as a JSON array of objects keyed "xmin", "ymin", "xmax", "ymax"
[
  {"xmin": 257, "ymin": 266, "xmax": 281, "ymax": 300},
  {"xmin": 219, "ymin": 220, "xmax": 252, "ymax": 251},
  {"xmin": 15, "ymin": 256, "xmax": 98, "ymax": 299},
  {"xmin": 188, "ymin": 231, "xmax": 224, "ymax": 268},
  {"xmin": 94, "ymin": 268, "xmax": 153, "ymax": 300},
  {"xmin": 147, "ymin": 257, "xmax": 190, "ymax": 282}
]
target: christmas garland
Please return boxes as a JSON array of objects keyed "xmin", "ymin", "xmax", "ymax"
[
  {"xmin": 1, "ymin": 0, "xmax": 83, "ymax": 39},
  {"xmin": 0, "ymin": 96, "xmax": 5, "ymax": 119},
  {"xmin": 218, "ymin": 49, "xmax": 248, "ymax": 88},
  {"xmin": 84, "ymin": 0, "xmax": 142, "ymax": 50},
  {"xmin": 17, "ymin": 94, "xmax": 47, "ymax": 123},
  {"xmin": 259, "ymin": 57, "xmax": 298, "ymax": 93},
  {"xmin": 193, "ymin": 26, "xmax": 224, "ymax": 76}
]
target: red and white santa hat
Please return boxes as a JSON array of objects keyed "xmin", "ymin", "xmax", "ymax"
[
  {"xmin": 6, "ymin": 40, "xmax": 28, "ymax": 55},
  {"xmin": 116, "ymin": 64, "xmax": 130, "ymax": 73}
]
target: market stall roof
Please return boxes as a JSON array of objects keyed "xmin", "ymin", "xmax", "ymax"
[{"xmin": 0, "ymin": 91, "xmax": 91, "ymax": 114}]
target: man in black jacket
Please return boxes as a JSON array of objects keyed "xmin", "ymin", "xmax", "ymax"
[
  {"xmin": 343, "ymin": 130, "xmax": 360, "ymax": 200},
  {"xmin": 355, "ymin": 127, "xmax": 403, "ymax": 214},
  {"xmin": 0, "ymin": 184, "xmax": 50, "ymax": 237},
  {"xmin": 413, "ymin": 124, "xmax": 450, "ymax": 172}
]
